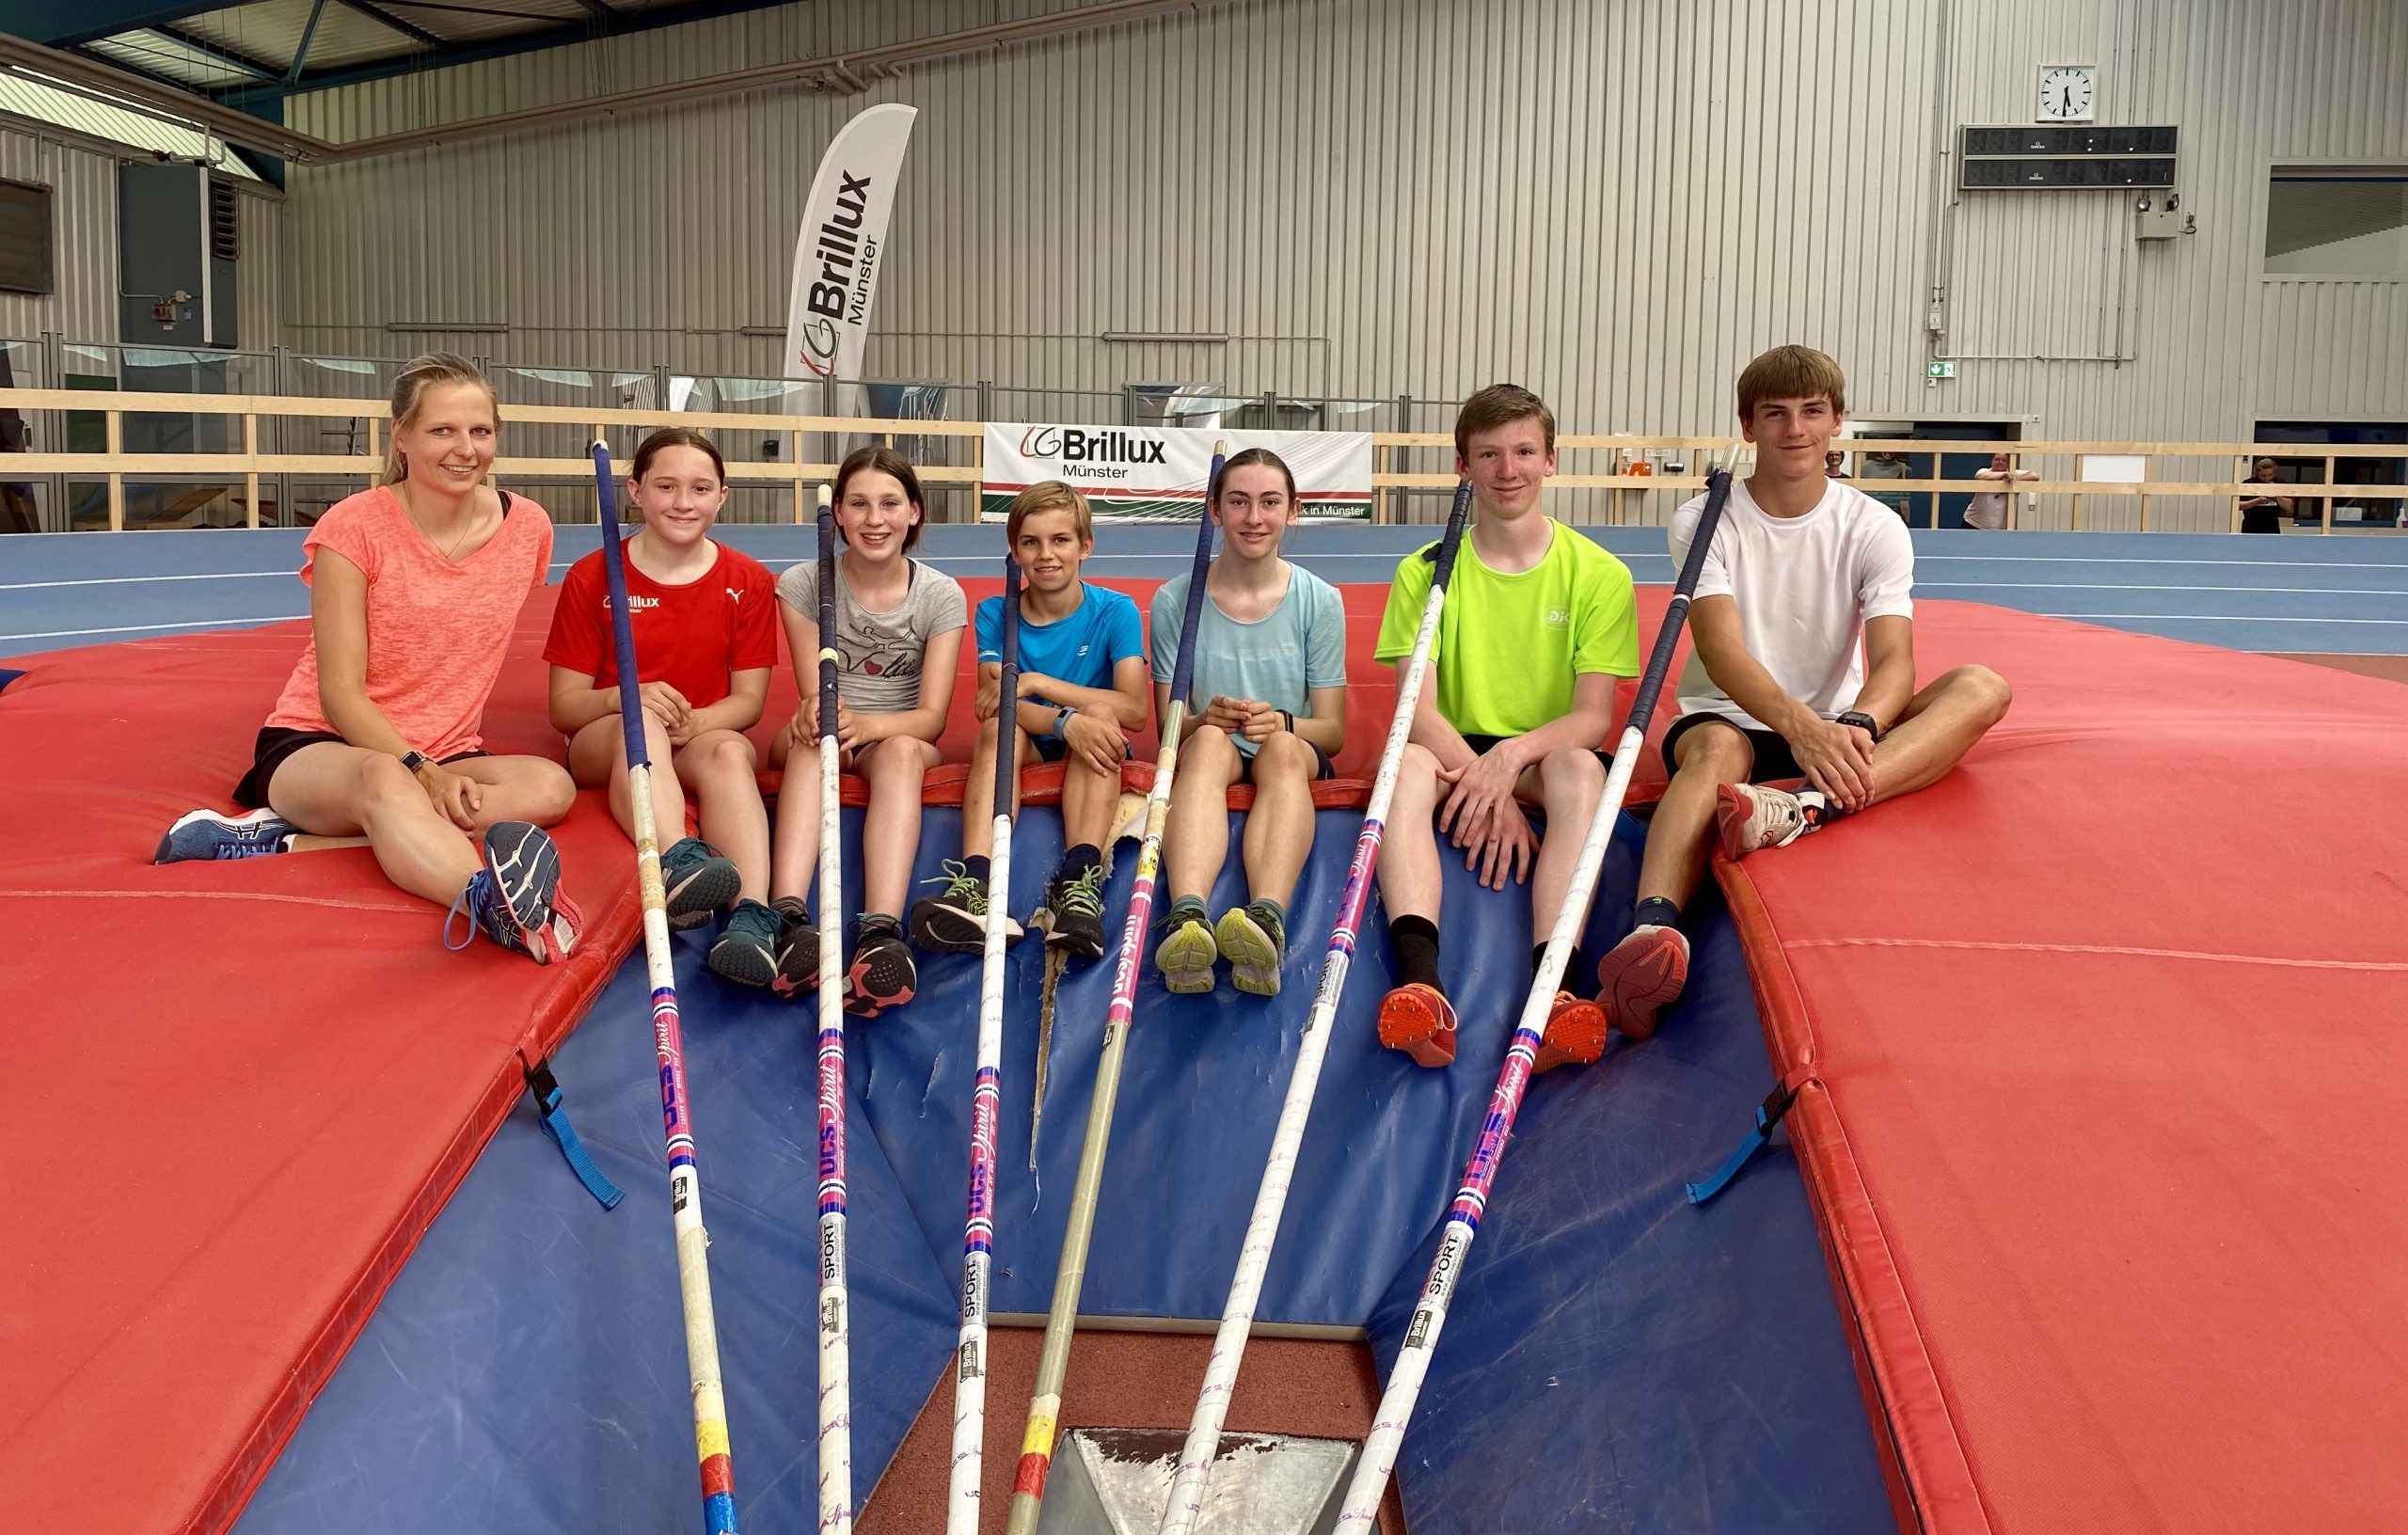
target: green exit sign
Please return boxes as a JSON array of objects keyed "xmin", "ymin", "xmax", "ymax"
[{"xmin": 1927, "ymin": 360, "xmax": 1957, "ymax": 379}]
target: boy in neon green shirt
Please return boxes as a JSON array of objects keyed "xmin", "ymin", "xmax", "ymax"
[{"xmin": 1372, "ymin": 384, "xmax": 1640, "ymax": 1069}]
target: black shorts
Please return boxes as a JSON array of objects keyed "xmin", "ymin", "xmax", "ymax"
[
  {"xmin": 1460, "ymin": 733, "xmax": 1614, "ymax": 775},
  {"xmin": 1237, "ymin": 739, "xmax": 1334, "ymax": 783},
  {"xmin": 233, "ymin": 726, "xmax": 489, "ymax": 809},
  {"xmin": 1032, "ymin": 732, "xmax": 1136, "ymax": 767},
  {"xmin": 1658, "ymin": 712, "xmax": 1804, "ymax": 783}
]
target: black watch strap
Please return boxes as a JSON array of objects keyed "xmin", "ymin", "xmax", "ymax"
[{"xmin": 1836, "ymin": 710, "xmax": 1881, "ymax": 742}]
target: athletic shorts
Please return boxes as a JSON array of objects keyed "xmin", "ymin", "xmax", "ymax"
[
  {"xmin": 1658, "ymin": 712, "xmax": 1804, "ymax": 784},
  {"xmin": 1033, "ymin": 732, "xmax": 1136, "ymax": 767},
  {"xmin": 1461, "ymin": 733, "xmax": 1613, "ymax": 776},
  {"xmin": 1236, "ymin": 738, "xmax": 1335, "ymax": 783},
  {"xmin": 234, "ymin": 726, "xmax": 490, "ymax": 809}
]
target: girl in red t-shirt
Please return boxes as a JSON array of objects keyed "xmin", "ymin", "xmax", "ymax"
[
  {"xmin": 544, "ymin": 427, "xmax": 781, "ymax": 985},
  {"xmin": 155, "ymin": 353, "xmax": 581, "ymax": 965}
]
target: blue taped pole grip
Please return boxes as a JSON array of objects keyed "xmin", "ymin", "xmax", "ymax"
[
  {"xmin": 1164, "ymin": 447, "xmax": 1227, "ymax": 709},
  {"xmin": 1426, "ymin": 478, "xmax": 1475, "ymax": 591},
  {"xmin": 816, "ymin": 490, "xmax": 840, "ymax": 733},
  {"xmin": 1623, "ymin": 467, "xmax": 1735, "ymax": 733},
  {"xmin": 992, "ymin": 556, "xmax": 1022, "ymax": 818},
  {"xmin": 589, "ymin": 443, "xmax": 651, "ymax": 774}
]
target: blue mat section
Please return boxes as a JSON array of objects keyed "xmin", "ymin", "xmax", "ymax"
[
  {"xmin": 1367, "ymin": 900, "xmax": 1894, "ymax": 1533},
  {"xmin": 241, "ymin": 802, "xmax": 1886, "ymax": 1531}
]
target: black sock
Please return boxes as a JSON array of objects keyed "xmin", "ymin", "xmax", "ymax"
[
  {"xmin": 772, "ymin": 894, "xmax": 811, "ymax": 926},
  {"xmin": 857, "ymin": 910, "xmax": 901, "ymax": 938},
  {"xmin": 1634, "ymin": 895, "xmax": 1683, "ymax": 932},
  {"xmin": 964, "ymin": 854, "xmax": 991, "ymax": 887},
  {"xmin": 1390, "ymin": 915, "xmax": 1442, "ymax": 993},
  {"xmin": 1059, "ymin": 842, "xmax": 1101, "ymax": 881}
]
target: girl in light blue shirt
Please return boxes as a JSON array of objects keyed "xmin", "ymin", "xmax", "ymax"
[{"xmin": 1151, "ymin": 448, "xmax": 1349, "ymax": 996}]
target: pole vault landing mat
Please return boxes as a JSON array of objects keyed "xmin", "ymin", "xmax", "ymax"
[
  {"xmin": 1715, "ymin": 608, "xmax": 2408, "ymax": 1534},
  {"xmin": 233, "ymin": 805, "xmax": 1892, "ymax": 1534},
  {"xmin": 22, "ymin": 578, "xmax": 2397, "ymax": 1534}
]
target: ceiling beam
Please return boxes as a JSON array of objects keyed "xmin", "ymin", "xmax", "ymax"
[
  {"xmin": 7, "ymin": 0, "xmax": 1244, "ymax": 163},
  {"xmin": 326, "ymin": 0, "xmax": 451, "ymax": 53},
  {"xmin": 7, "ymin": 1, "xmax": 231, "ymax": 49},
  {"xmin": 150, "ymin": 23, "xmax": 284, "ymax": 82}
]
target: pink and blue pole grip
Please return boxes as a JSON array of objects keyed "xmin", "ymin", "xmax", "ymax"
[
  {"xmin": 593, "ymin": 445, "xmax": 656, "ymax": 777},
  {"xmin": 588, "ymin": 443, "xmax": 739, "ymax": 1535},
  {"xmin": 1442, "ymin": 468, "xmax": 1733, "ymax": 1235}
]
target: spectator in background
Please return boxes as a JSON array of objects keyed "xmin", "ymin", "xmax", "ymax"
[
  {"xmin": 1824, "ymin": 451, "xmax": 1851, "ymax": 479},
  {"xmin": 1858, "ymin": 449, "xmax": 1912, "ymax": 520},
  {"xmin": 2236, "ymin": 456, "xmax": 2293, "ymax": 535},
  {"xmin": 1965, "ymin": 452, "xmax": 2037, "ymax": 530}
]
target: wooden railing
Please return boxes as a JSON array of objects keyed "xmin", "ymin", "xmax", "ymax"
[{"xmin": 1, "ymin": 388, "xmax": 2400, "ymax": 535}]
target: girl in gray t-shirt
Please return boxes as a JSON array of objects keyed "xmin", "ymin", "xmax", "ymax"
[{"xmin": 768, "ymin": 446, "xmax": 967, "ymax": 1016}]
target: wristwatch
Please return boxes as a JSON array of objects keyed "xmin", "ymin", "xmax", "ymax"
[
  {"xmin": 1051, "ymin": 705, "xmax": 1073, "ymax": 739},
  {"xmin": 400, "ymin": 749, "xmax": 433, "ymax": 773},
  {"xmin": 1836, "ymin": 710, "xmax": 1882, "ymax": 742}
]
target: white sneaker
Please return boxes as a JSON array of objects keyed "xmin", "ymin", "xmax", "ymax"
[{"xmin": 1715, "ymin": 783, "xmax": 1814, "ymax": 860}]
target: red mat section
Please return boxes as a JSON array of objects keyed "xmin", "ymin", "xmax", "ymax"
[
  {"xmin": 0, "ymin": 578, "xmax": 1665, "ymax": 1535},
  {"xmin": 1717, "ymin": 602, "xmax": 2408, "ymax": 1534},
  {"xmin": 0, "ymin": 599, "xmax": 649, "ymax": 1534}
]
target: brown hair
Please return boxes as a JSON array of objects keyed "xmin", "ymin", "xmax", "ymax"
[
  {"xmin": 834, "ymin": 445, "xmax": 929, "ymax": 550},
  {"xmin": 1005, "ymin": 480, "xmax": 1092, "ymax": 547},
  {"xmin": 632, "ymin": 425, "xmax": 727, "ymax": 485},
  {"xmin": 1735, "ymin": 344, "xmax": 1847, "ymax": 422},
  {"xmin": 1453, "ymin": 383, "xmax": 1556, "ymax": 461},
  {"xmin": 383, "ymin": 352, "xmax": 497, "ymax": 484},
  {"xmin": 1210, "ymin": 446, "xmax": 1298, "ymax": 507}
]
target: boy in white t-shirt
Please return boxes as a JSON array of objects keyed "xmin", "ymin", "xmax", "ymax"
[{"xmin": 1590, "ymin": 345, "xmax": 2013, "ymax": 1040}]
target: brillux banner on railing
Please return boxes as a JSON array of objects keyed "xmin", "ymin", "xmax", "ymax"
[{"xmin": 980, "ymin": 422, "xmax": 1374, "ymax": 521}]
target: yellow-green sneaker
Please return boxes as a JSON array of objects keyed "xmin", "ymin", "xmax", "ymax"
[
  {"xmin": 1155, "ymin": 900, "xmax": 1217, "ymax": 994},
  {"xmin": 1214, "ymin": 901, "xmax": 1287, "ymax": 997}
]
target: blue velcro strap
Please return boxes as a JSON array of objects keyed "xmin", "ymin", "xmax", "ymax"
[
  {"xmin": 1686, "ymin": 1081, "xmax": 1798, "ymax": 1207},
  {"xmin": 527, "ymin": 1062, "xmax": 625, "ymax": 1211}
]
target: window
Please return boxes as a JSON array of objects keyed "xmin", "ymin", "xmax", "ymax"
[
  {"xmin": 2265, "ymin": 169, "xmax": 2408, "ymax": 277},
  {"xmin": 0, "ymin": 178, "xmax": 54, "ymax": 296}
]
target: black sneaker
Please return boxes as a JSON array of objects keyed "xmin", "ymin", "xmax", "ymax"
[
  {"xmin": 908, "ymin": 859, "xmax": 1022, "ymax": 955},
  {"xmin": 770, "ymin": 895, "xmax": 820, "ymax": 999},
  {"xmin": 707, "ymin": 897, "xmax": 783, "ymax": 989},
  {"xmin": 845, "ymin": 914, "xmax": 917, "ymax": 1017},
  {"xmin": 660, "ymin": 836, "xmax": 741, "ymax": 930},
  {"xmin": 1041, "ymin": 862, "xmax": 1109, "ymax": 963}
]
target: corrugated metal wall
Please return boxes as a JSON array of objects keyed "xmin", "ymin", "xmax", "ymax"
[
  {"xmin": 277, "ymin": 0, "xmax": 2407, "ymax": 463},
  {"xmin": 0, "ymin": 121, "xmax": 288, "ymax": 363},
  {"xmin": 0, "ymin": 127, "xmax": 119, "ymax": 350}
]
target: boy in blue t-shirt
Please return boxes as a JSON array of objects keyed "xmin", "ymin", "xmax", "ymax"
[{"xmin": 908, "ymin": 481, "xmax": 1149, "ymax": 963}]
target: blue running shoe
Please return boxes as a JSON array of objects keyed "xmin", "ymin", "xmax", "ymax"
[
  {"xmin": 445, "ymin": 820, "xmax": 581, "ymax": 964},
  {"xmin": 154, "ymin": 807, "xmax": 296, "ymax": 864},
  {"xmin": 660, "ymin": 835, "xmax": 741, "ymax": 930}
]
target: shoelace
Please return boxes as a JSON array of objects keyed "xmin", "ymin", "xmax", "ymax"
[
  {"xmin": 1155, "ymin": 903, "xmax": 1211, "ymax": 936},
  {"xmin": 214, "ymin": 837, "xmax": 285, "ymax": 859},
  {"xmin": 919, "ymin": 858, "xmax": 989, "ymax": 913},
  {"xmin": 442, "ymin": 873, "xmax": 485, "ymax": 952},
  {"xmin": 1054, "ymin": 864, "xmax": 1106, "ymax": 918}
]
